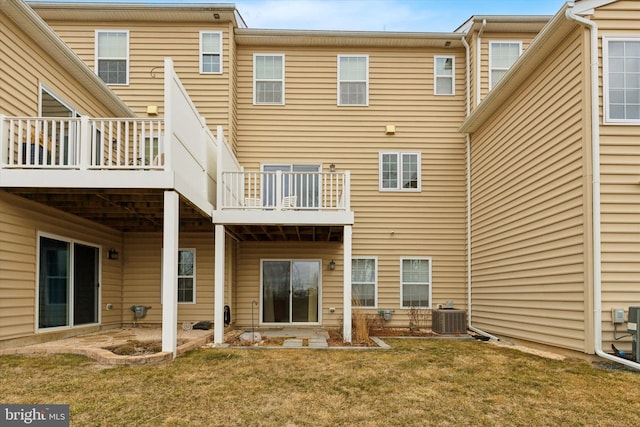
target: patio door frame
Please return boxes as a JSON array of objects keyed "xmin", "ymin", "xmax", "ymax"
[
  {"xmin": 36, "ymin": 232, "xmax": 102, "ymax": 332},
  {"xmin": 260, "ymin": 259, "xmax": 322, "ymax": 325}
]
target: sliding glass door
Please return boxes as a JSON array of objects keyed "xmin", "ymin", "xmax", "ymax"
[
  {"xmin": 38, "ymin": 236, "xmax": 99, "ymax": 329},
  {"xmin": 262, "ymin": 260, "xmax": 320, "ymax": 324}
]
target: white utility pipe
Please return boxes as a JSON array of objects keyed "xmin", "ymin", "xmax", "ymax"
[
  {"xmin": 461, "ymin": 34, "xmax": 499, "ymax": 342},
  {"xmin": 566, "ymin": 7, "xmax": 640, "ymax": 371}
]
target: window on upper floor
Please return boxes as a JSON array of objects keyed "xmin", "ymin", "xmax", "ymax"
[
  {"xmin": 95, "ymin": 30, "xmax": 129, "ymax": 85},
  {"xmin": 379, "ymin": 152, "xmax": 421, "ymax": 192},
  {"xmin": 200, "ymin": 31, "xmax": 222, "ymax": 74},
  {"xmin": 401, "ymin": 257, "xmax": 431, "ymax": 309},
  {"xmin": 352, "ymin": 257, "xmax": 377, "ymax": 308},
  {"xmin": 489, "ymin": 41, "xmax": 522, "ymax": 90},
  {"xmin": 604, "ymin": 37, "xmax": 640, "ymax": 124},
  {"xmin": 434, "ymin": 56, "xmax": 455, "ymax": 95},
  {"xmin": 338, "ymin": 55, "xmax": 368, "ymax": 106},
  {"xmin": 254, "ymin": 54, "xmax": 285, "ymax": 105}
]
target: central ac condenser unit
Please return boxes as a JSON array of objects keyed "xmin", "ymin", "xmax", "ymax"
[{"xmin": 432, "ymin": 308, "xmax": 467, "ymax": 335}]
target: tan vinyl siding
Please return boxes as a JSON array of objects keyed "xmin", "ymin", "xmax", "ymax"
[
  {"xmin": 235, "ymin": 242, "xmax": 343, "ymax": 328},
  {"xmin": 45, "ymin": 21, "xmax": 232, "ymax": 136},
  {"xmin": 478, "ymin": 32, "xmax": 539, "ymax": 102},
  {"xmin": 470, "ymin": 28, "xmax": 588, "ymax": 351},
  {"xmin": 0, "ymin": 13, "xmax": 115, "ymax": 118},
  {"xmin": 122, "ymin": 232, "xmax": 218, "ymax": 325},
  {"xmin": 592, "ymin": 0, "xmax": 640, "ymax": 350},
  {"xmin": 0, "ymin": 191, "xmax": 122, "ymax": 343},
  {"xmin": 235, "ymin": 44, "xmax": 468, "ymax": 326}
]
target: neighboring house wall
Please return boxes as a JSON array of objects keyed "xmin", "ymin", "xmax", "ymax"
[
  {"xmin": 592, "ymin": 1, "xmax": 640, "ymax": 348},
  {"xmin": 469, "ymin": 27, "xmax": 590, "ymax": 352},
  {"xmin": 0, "ymin": 191, "xmax": 122, "ymax": 345},
  {"xmin": 477, "ymin": 32, "xmax": 539, "ymax": 103},
  {"xmin": 235, "ymin": 42, "xmax": 468, "ymax": 327},
  {"xmin": 0, "ymin": 10, "xmax": 115, "ymax": 118},
  {"xmin": 45, "ymin": 20, "xmax": 234, "ymax": 141},
  {"xmin": 122, "ymin": 232, "xmax": 233, "ymax": 325}
]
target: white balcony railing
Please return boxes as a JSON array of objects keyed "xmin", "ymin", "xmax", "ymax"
[
  {"xmin": 0, "ymin": 116, "xmax": 165, "ymax": 170},
  {"xmin": 221, "ymin": 170, "xmax": 350, "ymax": 211}
]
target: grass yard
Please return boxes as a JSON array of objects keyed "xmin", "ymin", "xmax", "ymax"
[{"xmin": 1, "ymin": 339, "xmax": 639, "ymax": 426}]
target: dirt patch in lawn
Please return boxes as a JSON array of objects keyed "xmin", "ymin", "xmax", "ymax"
[{"xmin": 107, "ymin": 340, "xmax": 185, "ymax": 356}]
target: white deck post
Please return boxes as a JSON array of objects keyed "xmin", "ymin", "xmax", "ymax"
[
  {"xmin": 162, "ymin": 190, "xmax": 179, "ymax": 357},
  {"xmin": 343, "ymin": 225, "xmax": 353, "ymax": 343},
  {"xmin": 214, "ymin": 224, "xmax": 225, "ymax": 344},
  {"xmin": 79, "ymin": 116, "xmax": 90, "ymax": 169}
]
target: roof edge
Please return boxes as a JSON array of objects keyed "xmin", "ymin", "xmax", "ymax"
[
  {"xmin": 2, "ymin": 0, "xmax": 135, "ymax": 117},
  {"xmin": 459, "ymin": 3, "xmax": 576, "ymax": 133},
  {"xmin": 235, "ymin": 28, "xmax": 463, "ymax": 47}
]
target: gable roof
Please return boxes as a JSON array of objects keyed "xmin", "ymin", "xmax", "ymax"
[
  {"xmin": 460, "ymin": 2, "xmax": 577, "ymax": 133},
  {"xmin": 1, "ymin": 0, "xmax": 134, "ymax": 117},
  {"xmin": 573, "ymin": 0, "xmax": 618, "ymax": 15}
]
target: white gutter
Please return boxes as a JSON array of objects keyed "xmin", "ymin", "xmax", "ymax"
[
  {"xmin": 461, "ymin": 35, "xmax": 499, "ymax": 342},
  {"xmin": 475, "ymin": 19, "xmax": 487, "ymax": 107},
  {"xmin": 566, "ymin": 7, "xmax": 640, "ymax": 371}
]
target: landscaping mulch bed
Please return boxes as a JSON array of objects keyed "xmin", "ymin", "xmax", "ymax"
[{"xmin": 107, "ymin": 339, "xmax": 185, "ymax": 356}]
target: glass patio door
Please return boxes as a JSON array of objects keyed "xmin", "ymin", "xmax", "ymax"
[
  {"xmin": 262, "ymin": 164, "xmax": 320, "ymax": 209},
  {"xmin": 262, "ymin": 260, "xmax": 320, "ymax": 324},
  {"xmin": 38, "ymin": 236, "xmax": 99, "ymax": 329}
]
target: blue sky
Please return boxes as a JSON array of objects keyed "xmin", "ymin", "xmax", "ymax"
[{"xmin": 32, "ymin": 0, "xmax": 569, "ymax": 32}]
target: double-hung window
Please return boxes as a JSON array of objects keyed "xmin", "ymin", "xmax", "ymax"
[
  {"xmin": 434, "ymin": 56, "xmax": 455, "ymax": 95},
  {"xmin": 401, "ymin": 257, "xmax": 431, "ymax": 308},
  {"xmin": 352, "ymin": 257, "xmax": 377, "ymax": 308},
  {"xmin": 178, "ymin": 249, "xmax": 196, "ymax": 303},
  {"xmin": 200, "ymin": 31, "xmax": 222, "ymax": 74},
  {"xmin": 379, "ymin": 152, "xmax": 421, "ymax": 191},
  {"xmin": 489, "ymin": 41, "xmax": 521, "ymax": 89},
  {"xmin": 338, "ymin": 55, "xmax": 368, "ymax": 106},
  {"xmin": 95, "ymin": 30, "xmax": 129, "ymax": 85},
  {"xmin": 254, "ymin": 54, "xmax": 284, "ymax": 105},
  {"xmin": 604, "ymin": 37, "xmax": 640, "ymax": 123}
]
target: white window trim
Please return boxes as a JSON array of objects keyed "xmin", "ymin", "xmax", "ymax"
[
  {"xmin": 378, "ymin": 151, "xmax": 422, "ymax": 192},
  {"xmin": 434, "ymin": 55, "xmax": 455, "ymax": 96},
  {"xmin": 35, "ymin": 231, "xmax": 102, "ymax": 333},
  {"xmin": 253, "ymin": 53, "xmax": 285, "ymax": 105},
  {"xmin": 199, "ymin": 30, "xmax": 223, "ymax": 74},
  {"xmin": 603, "ymin": 35, "xmax": 640, "ymax": 125},
  {"xmin": 94, "ymin": 30, "xmax": 129, "ymax": 86},
  {"xmin": 488, "ymin": 40, "xmax": 522, "ymax": 90},
  {"xmin": 337, "ymin": 54, "xmax": 369, "ymax": 106},
  {"xmin": 39, "ymin": 84, "xmax": 78, "ymax": 117},
  {"xmin": 178, "ymin": 248, "xmax": 196, "ymax": 304},
  {"xmin": 352, "ymin": 256, "xmax": 378, "ymax": 309},
  {"xmin": 400, "ymin": 257, "xmax": 432, "ymax": 309}
]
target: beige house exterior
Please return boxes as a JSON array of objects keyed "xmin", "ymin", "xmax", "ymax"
[{"xmin": 1, "ymin": 0, "xmax": 639, "ymax": 368}]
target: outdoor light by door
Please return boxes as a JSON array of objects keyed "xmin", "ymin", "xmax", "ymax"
[
  {"xmin": 330, "ymin": 163, "xmax": 336, "ymax": 172},
  {"xmin": 107, "ymin": 248, "xmax": 119, "ymax": 260},
  {"xmin": 329, "ymin": 259, "xmax": 336, "ymax": 270}
]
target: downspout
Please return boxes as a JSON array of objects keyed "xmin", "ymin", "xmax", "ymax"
[
  {"xmin": 566, "ymin": 7, "xmax": 640, "ymax": 370},
  {"xmin": 461, "ymin": 35, "xmax": 499, "ymax": 341},
  {"xmin": 475, "ymin": 19, "xmax": 487, "ymax": 107}
]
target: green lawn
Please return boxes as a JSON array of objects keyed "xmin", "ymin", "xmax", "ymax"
[{"xmin": 1, "ymin": 339, "xmax": 639, "ymax": 426}]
